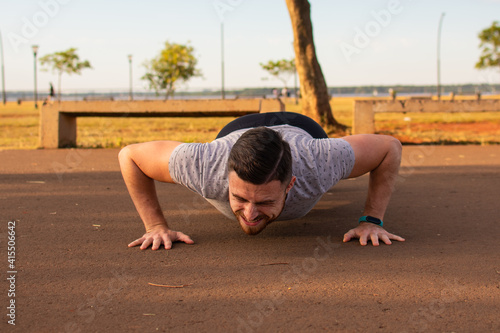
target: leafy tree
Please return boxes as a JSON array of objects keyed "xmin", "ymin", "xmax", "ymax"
[
  {"xmin": 260, "ymin": 58, "xmax": 296, "ymax": 89},
  {"xmin": 476, "ymin": 21, "xmax": 500, "ymax": 74},
  {"xmin": 142, "ymin": 41, "xmax": 202, "ymax": 99},
  {"xmin": 285, "ymin": 0, "xmax": 345, "ymax": 130},
  {"xmin": 39, "ymin": 48, "xmax": 92, "ymax": 102}
]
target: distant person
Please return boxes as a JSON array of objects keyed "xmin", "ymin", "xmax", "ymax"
[
  {"xmin": 273, "ymin": 88, "xmax": 279, "ymax": 98},
  {"xmin": 44, "ymin": 83, "xmax": 56, "ymax": 105},
  {"xmin": 119, "ymin": 112, "xmax": 405, "ymax": 251},
  {"xmin": 49, "ymin": 82, "xmax": 55, "ymax": 99},
  {"xmin": 389, "ymin": 88, "xmax": 397, "ymax": 101}
]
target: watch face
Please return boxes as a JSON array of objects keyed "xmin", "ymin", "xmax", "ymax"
[
  {"xmin": 359, "ymin": 216, "xmax": 383, "ymax": 226},
  {"xmin": 366, "ymin": 216, "xmax": 382, "ymax": 225}
]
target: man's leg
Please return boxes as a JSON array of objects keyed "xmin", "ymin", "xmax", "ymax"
[{"xmin": 216, "ymin": 112, "xmax": 328, "ymax": 139}]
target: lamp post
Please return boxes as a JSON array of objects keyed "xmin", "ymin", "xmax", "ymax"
[
  {"xmin": 220, "ymin": 22, "xmax": 225, "ymax": 99},
  {"xmin": 32, "ymin": 45, "xmax": 39, "ymax": 109},
  {"xmin": 437, "ymin": 13, "xmax": 445, "ymax": 100},
  {"xmin": 293, "ymin": 61, "xmax": 298, "ymax": 105},
  {"xmin": 128, "ymin": 54, "xmax": 133, "ymax": 100},
  {"xmin": 0, "ymin": 30, "xmax": 6, "ymax": 104}
]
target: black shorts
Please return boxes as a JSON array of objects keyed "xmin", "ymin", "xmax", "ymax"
[{"xmin": 216, "ymin": 112, "xmax": 328, "ymax": 139}]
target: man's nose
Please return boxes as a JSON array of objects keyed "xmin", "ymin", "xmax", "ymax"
[{"xmin": 243, "ymin": 204, "xmax": 259, "ymax": 221}]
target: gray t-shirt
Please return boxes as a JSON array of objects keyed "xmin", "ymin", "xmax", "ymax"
[{"xmin": 169, "ymin": 124, "xmax": 355, "ymax": 221}]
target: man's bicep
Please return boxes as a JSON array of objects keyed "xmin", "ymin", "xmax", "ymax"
[
  {"xmin": 342, "ymin": 134, "xmax": 397, "ymax": 178},
  {"xmin": 119, "ymin": 141, "xmax": 183, "ymax": 183}
]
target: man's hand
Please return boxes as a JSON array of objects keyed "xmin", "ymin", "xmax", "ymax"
[
  {"xmin": 343, "ymin": 222, "xmax": 405, "ymax": 246},
  {"xmin": 128, "ymin": 225, "xmax": 195, "ymax": 250}
]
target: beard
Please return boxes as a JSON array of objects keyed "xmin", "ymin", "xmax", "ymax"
[
  {"xmin": 231, "ymin": 190, "xmax": 289, "ymax": 236},
  {"xmin": 234, "ymin": 211, "xmax": 273, "ymax": 235}
]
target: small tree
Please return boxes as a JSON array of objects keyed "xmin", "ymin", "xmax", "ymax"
[
  {"xmin": 39, "ymin": 48, "xmax": 92, "ymax": 101},
  {"xmin": 142, "ymin": 41, "xmax": 202, "ymax": 99},
  {"xmin": 476, "ymin": 21, "xmax": 500, "ymax": 74},
  {"xmin": 260, "ymin": 58, "xmax": 296, "ymax": 89}
]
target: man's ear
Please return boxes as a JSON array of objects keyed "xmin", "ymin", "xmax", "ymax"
[{"xmin": 286, "ymin": 176, "xmax": 296, "ymax": 193}]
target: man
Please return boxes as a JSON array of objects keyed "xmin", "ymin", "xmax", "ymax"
[{"xmin": 119, "ymin": 112, "xmax": 405, "ymax": 250}]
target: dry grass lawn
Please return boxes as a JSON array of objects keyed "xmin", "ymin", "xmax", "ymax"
[{"xmin": 1, "ymin": 95, "xmax": 499, "ymax": 149}]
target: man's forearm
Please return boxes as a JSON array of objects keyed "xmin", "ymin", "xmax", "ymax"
[
  {"xmin": 341, "ymin": 135, "xmax": 405, "ymax": 245},
  {"xmin": 363, "ymin": 139, "xmax": 402, "ymax": 220},
  {"xmin": 118, "ymin": 147, "xmax": 169, "ymax": 231}
]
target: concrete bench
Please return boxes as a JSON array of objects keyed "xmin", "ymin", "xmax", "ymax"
[
  {"xmin": 353, "ymin": 99, "xmax": 500, "ymax": 134},
  {"xmin": 39, "ymin": 98, "xmax": 285, "ymax": 148},
  {"xmin": 82, "ymin": 95, "xmax": 115, "ymax": 101}
]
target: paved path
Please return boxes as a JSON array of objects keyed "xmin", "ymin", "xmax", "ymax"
[{"xmin": 1, "ymin": 146, "xmax": 499, "ymax": 332}]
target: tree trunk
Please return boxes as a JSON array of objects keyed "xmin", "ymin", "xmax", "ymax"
[
  {"xmin": 165, "ymin": 82, "xmax": 175, "ymax": 100},
  {"xmin": 285, "ymin": 0, "xmax": 345, "ymax": 130}
]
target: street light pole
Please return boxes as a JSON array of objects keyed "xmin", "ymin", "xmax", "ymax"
[
  {"xmin": 0, "ymin": 29, "xmax": 6, "ymax": 104},
  {"xmin": 221, "ymin": 22, "xmax": 225, "ymax": 100},
  {"xmin": 32, "ymin": 45, "xmax": 39, "ymax": 109},
  {"xmin": 128, "ymin": 54, "xmax": 133, "ymax": 100},
  {"xmin": 437, "ymin": 12, "xmax": 445, "ymax": 100},
  {"xmin": 294, "ymin": 65, "xmax": 298, "ymax": 105}
]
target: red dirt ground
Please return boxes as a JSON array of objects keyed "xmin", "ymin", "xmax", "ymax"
[
  {"xmin": 378, "ymin": 121, "xmax": 500, "ymax": 144},
  {"xmin": 1, "ymin": 146, "xmax": 499, "ymax": 332}
]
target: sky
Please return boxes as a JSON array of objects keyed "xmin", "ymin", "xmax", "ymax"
[{"xmin": 0, "ymin": 0, "xmax": 499, "ymax": 94}]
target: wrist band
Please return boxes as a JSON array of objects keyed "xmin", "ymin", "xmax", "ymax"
[{"xmin": 359, "ymin": 215, "xmax": 383, "ymax": 227}]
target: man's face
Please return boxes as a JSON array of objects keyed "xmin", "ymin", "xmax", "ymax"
[{"xmin": 228, "ymin": 171, "xmax": 296, "ymax": 235}]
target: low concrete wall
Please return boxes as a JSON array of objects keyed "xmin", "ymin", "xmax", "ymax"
[
  {"xmin": 45, "ymin": 99, "xmax": 284, "ymax": 114},
  {"xmin": 40, "ymin": 99, "xmax": 285, "ymax": 148},
  {"xmin": 353, "ymin": 99, "xmax": 500, "ymax": 134}
]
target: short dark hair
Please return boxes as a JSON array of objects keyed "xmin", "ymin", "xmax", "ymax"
[{"xmin": 227, "ymin": 127, "xmax": 292, "ymax": 185}]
